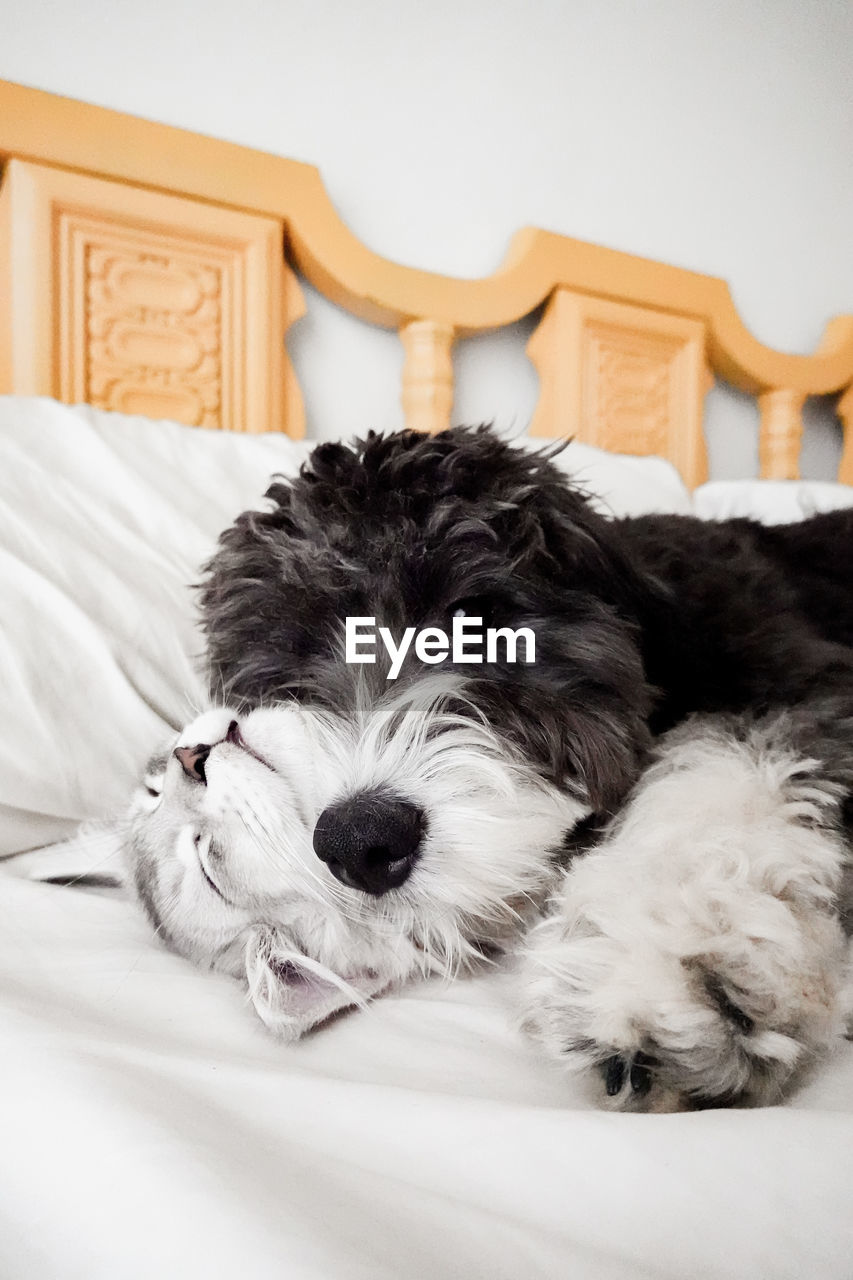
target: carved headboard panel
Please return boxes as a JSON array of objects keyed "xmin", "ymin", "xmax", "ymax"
[
  {"xmin": 2, "ymin": 78, "xmax": 852, "ymax": 486},
  {"xmin": 0, "ymin": 158, "xmax": 304, "ymax": 434}
]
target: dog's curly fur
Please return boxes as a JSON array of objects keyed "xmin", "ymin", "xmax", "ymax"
[{"xmin": 126, "ymin": 426, "xmax": 853, "ymax": 1109}]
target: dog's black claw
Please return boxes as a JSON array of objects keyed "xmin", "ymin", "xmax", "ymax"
[
  {"xmin": 604, "ymin": 1055, "xmax": 626, "ymax": 1096},
  {"xmin": 630, "ymin": 1052, "xmax": 654, "ymax": 1097}
]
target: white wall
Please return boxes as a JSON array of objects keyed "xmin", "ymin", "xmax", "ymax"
[{"xmin": 2, "ymin": 0, "xmax": 851, "ymax": 475}]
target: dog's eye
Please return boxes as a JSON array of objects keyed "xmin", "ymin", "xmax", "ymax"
[{"xmin": 449, "ymin": 595, "xmax": 501, "ymax": 627}]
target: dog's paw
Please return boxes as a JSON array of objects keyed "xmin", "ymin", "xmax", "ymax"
[
  {"xmin": 519, "ymin": 861, "xmax": 850, "ymax": 1112},
  {"xmin": 519, "ymin": 716, "xmax": 853, "ymax": 1110}
]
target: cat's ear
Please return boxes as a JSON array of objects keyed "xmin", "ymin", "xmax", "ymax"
[
  {"xmin": 12, "ymin": 819, "xmax": 127, "ymax": 889},
  {"xmin": 245, "ymin": 927, "xmax": 389, "ymax": 1040}
]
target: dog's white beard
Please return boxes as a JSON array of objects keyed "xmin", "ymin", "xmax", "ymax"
[{"xmin": 518, "ymin": 714, "xmax": 853, "ymax": 1109}]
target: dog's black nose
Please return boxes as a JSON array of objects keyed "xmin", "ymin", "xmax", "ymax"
[{"xmin": 313, "ymin": 792, "xmax": 425, "ymax": 895}]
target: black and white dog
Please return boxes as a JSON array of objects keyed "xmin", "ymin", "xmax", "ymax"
[{"xmin": 127, "ymin": 426, "xmax": 853, "ymax": 1110}]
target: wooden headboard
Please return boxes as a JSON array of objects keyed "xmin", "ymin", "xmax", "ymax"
[{"xmin": 2, "ymin": 78, "xmax": 852, "ymax": 488}]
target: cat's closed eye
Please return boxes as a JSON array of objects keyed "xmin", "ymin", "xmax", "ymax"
[{"xmin": 138, "ymin": 751, "xmax": 169, "ymax": 810}]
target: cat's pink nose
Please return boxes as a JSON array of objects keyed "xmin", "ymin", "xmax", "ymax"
[
  {"xmin": 174, "ymin": 743, "xmax": 211, "ymax": 784},
  {"xmin": 173, "ymin": 721, "xmax": 239, "ymax": 784}
]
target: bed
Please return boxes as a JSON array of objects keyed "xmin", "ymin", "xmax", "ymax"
[{"xmin": 2, "ymin": 79, "xmax": 853, "ymax": 1280}]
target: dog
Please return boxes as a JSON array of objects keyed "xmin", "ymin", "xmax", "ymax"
[{"xmin": 126, "ymin": 425, "xmax": 853, "ymax": 1108}]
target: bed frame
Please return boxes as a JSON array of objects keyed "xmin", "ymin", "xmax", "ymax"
[{"xmin": 2, "ymin": 77, "xmax": 852, "ymax": 489}]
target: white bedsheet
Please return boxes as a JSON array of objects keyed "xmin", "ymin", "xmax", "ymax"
[
  {"xmin": 2, "ymin": 398, "xmax": 853, "ymax": 1279},
  {"xmin": 3, "ymin": 857, "xmax": 853, "ymax": 1280}
]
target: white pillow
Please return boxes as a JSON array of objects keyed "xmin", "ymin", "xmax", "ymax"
[
  {"xmin": 694, "ymin": 479, "xmax": 853, "ymax": 525},
  {"xmin": 0, "ymin": 397, "xmax": 312, "ymax": 855},
  {"xmin": 537, "ymin": 439, "xmax": 693, "ymax": 517},
  {"xmin": 0, "ymin": 397, "xmax": 692, "ymax": 856}
]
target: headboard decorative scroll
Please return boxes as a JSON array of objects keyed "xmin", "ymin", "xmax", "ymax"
[{"xmin": 1, "ymin": 79, "xmax": 852, "ymax": 485}]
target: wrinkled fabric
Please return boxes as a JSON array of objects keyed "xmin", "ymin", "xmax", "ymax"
[
  {"xmin": 0, "ymin": 397, "xmax": 313, "ymax": 853},
  {"xmin": 2, "ymin": 859, "xmax": 853, "ymax": 1280}
]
